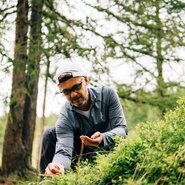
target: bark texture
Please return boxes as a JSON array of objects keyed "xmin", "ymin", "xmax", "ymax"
[
  {"xmin": 2, "ymin": 0, "xmax": 29, "ymax": 174},
  {"xmin": 2, "ymin": 0, "xmax": 43, "ymax": 175}
]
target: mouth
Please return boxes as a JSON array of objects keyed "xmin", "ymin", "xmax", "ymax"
[
  {"xmin": 72, "ymin": 95, "xmax": 81, "ymax": 101},
  {"xmin": 72, "ymin": 96, "xmax": 82, "ymax": 103}
]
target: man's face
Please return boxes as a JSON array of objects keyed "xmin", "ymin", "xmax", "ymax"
[{"xmin": 58, "ymin": 77, "xmax": 89, "ymax": 109}]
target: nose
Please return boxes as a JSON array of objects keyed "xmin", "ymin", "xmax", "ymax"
[{"xmin": 70, "ymin": 91, "xmax": 78, "ymax": 98}]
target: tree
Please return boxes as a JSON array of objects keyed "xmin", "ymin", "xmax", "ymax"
[
  {"xmin": 22, "ymin": 0, "xmax": 43, "ymax": 169},
  {"xmin": 2, "ymin": 0, "xmax": 44, "ymax": 175},
  {"xmin": 81, "ymin": 0, "xmax": 185, "ymax": 114},
  {"xmin": 2, "ymin": 0, "xmax": 29, "ymax": 174}
]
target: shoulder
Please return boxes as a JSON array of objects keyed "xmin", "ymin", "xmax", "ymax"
[
  {"xmin": 89, "ymin": 86, "xmax": 117, "ymax": 103},
  {"xmin": 102, "ymin": 86, "xmax": 116, "ymax": 94},
  {"xmin": 102, "ymin": 86, "xmax": 118, "ymax": 102},
  {"xmin": 89, "ymin": 86, "xmax": 116, "ymax": 94}
]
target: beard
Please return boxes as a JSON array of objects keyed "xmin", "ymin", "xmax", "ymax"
[
  {"xmin": 71, "ymin": 91, "xmax": 89, "ymax": 109},
  {"xmin": 71, "ymin": 96, "xmax": 86, "ymax": 108}
]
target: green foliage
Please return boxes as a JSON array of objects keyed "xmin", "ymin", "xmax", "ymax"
[
  {"xmin": 44, "ymin": 114, "xmax": 58, "ymax": 127},
  {"xmin": 0, "ymin": 115, "xmax": 7, "ymax": 166},
  {"xmin": 122, "ymin": 99, "xmax": 161, "ymax": 129},
  {"xmin": 118, "ymin": 84, "xmax": 185, "ymax": 119},
  {"xmin": 169, "ymin": 0, "xmax": 185, "ymax": 11},
  {"xmin": 33, "ymin": 97, "xmax": 185, "ymax": 185},
  {"xmin": 0, "ymin": 115, "xmax": 7, "ymax": 142}
]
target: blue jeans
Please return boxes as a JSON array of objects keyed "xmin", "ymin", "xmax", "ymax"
[{"xmin": 40, "ymin": 127, "xmax": 56, "ymax": 174}]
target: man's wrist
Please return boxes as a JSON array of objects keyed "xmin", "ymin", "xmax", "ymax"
[{"xmin": 99, "ymin": 133, "xmax": 104, "ymax": 147}]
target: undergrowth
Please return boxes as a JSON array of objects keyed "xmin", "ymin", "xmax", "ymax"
[{"xmin": 30, "ymin": 97, "xmax": 185, "ymax": 185}]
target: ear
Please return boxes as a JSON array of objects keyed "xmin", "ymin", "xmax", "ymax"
[
  {"xmin": 83, "ymin": 76, "xmax": 89, "ymax": 85},
  {"xmin": 58, "ymin": 83, "xmax": 61, "ymax": 88}
]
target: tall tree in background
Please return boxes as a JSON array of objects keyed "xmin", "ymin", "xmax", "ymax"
[
  {"xmin": 2, "ymin": 0, "xmax": 43, "ymax": 175},
  {"xmin": 2, "ymin": 0, "xmax": 29, "ymax": 174},
  {"xmin": 23, "ymin": 0, "xmax": 43, "ymax": 169}
]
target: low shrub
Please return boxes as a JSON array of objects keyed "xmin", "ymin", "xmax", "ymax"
[{"xmin": 36, "ymin": 97, "xmax": 185, "ymax": 185}]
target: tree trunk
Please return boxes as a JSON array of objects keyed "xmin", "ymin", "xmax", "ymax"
[
  {"xmin": 2, "ymin": 0, "xmax": 29, "ymax": 174},
  {"xmin": 2, "ymin": 0, "xmax": 44, "ymax": 175},
  {"xmin": 155, "ymin": 1, "xmax": 166, "ymax": 114},
  {"xmin": 23, "ymin": 0, "xmax": 43, "ymax": 168}
]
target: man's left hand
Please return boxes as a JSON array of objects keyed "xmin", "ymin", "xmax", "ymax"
[{"xmin": 80, "ymin": 132, "xmax": 103, "ymax": 147}]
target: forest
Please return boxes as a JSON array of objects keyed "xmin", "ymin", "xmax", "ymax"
[{"xmin": 0, "ymin": 0, "xmax": 185, "ymax": 184}]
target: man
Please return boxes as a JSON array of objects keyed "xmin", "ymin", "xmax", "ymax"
[{"xmin": 40, "ymin": 61, "xmax": 128, "ymax": 176}]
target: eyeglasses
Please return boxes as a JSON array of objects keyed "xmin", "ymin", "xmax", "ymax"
[{"xmin": 60, "ymin": 80, "xmax": 83, "ymax": 96}]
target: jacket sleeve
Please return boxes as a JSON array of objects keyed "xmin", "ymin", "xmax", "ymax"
[
  {"xmin": 52, "ymin": 114, "xmax": 74, "ymax": 170},
  {"xmin": 101, "ymin": 87, "xmax": 128, "ymax": 148}
]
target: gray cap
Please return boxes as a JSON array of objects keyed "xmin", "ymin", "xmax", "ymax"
[{"xmin": 55, "ymin": 61, "xmax": 87, "ymax": 84}]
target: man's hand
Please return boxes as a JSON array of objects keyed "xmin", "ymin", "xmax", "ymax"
[
  {"xmin": 45, "ymin": 163, "xmax": 64, "ymax": 176},
  {"xmin": 80, "ymin": 132, "xmax": 103, "ymax": 147}
]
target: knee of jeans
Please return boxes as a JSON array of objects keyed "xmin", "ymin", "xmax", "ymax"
[{"xmin": 42, "ymin": 127, "xmax": 56, "ymax": 142}]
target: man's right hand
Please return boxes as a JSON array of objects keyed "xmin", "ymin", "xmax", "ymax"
[
  {"xmin": 80, "ymin": 131, "xmax": 103, "ymax": 147},
  {"xmin": 45, "ymin": 162, "xmax": 64, "ymax": 176}
]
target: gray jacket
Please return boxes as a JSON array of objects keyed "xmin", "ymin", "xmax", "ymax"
[{"xmin": 52, "ymin": 86, "xmax": 128, "ymax": 170}]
